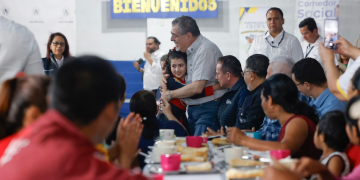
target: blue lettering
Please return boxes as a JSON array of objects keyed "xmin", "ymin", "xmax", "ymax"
[
  {"xmin": 298, "ymin": 9, "xmax": 304, "ymax": 18},
  {"xmin": 314, "ymin": 10, "xmax": 320, "ymax": 18},
  {"xmin": 298, "ymin": 1, "xmax": 303, "ymax": 7},
  {"xmin": 325, "ymin": 9, "xmax": 333, "ymax": 17},
  {"xmin": 305, "ymin": 10, "xmax": 312, "ymax": 17}
]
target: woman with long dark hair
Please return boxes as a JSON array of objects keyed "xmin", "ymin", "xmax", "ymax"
[
  {"xmin": 226, "ymin": 74, "xmax": 321, "ymax": 159},
  {"xmin": 130, "ymin": 90, "xmax": 187, "ymax": 168},
  {"xmin": 0, "ymin": 75, "xmax": 50, "ymax": 157},
  {"xmin": 42, "ymin": 32, "xmax": 72, "ymax": 76}
]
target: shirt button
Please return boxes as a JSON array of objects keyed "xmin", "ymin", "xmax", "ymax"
[
  {"xmin": 191, "ymin": 48, "xmax": 194, "ymax": 51},
  {"xmin": 190, "ymin": 64, "xmax": 192, "ymax": 66}
]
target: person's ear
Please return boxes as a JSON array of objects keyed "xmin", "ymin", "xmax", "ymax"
[
  {"xmin": 23, "ymin": 106, "xmax": 42, "ymax": 127},
  {"xmin": 120, "ymin": 93, "xmax": 126, "ymax": 107},
  {"xmin": 267, "ymin": 95, "xmax": 273, "ymax": 106},
  {"xmin": 282, "ymin": 18, "xmax": 285, "ymax": 25},
  {"xmin": 319, "ymin": 133, "xmax": 325, "ymax": 142},
  {"xmin": 304, "ymin": 82, "xmax": 311, "ymax": 90},
  {"xmin": 226, "ymin": 72, "xmax": 231, "ymax": 80},
  {"xmin": 250, "ymin": 71, "xmax": 255, "ymax": 81}
]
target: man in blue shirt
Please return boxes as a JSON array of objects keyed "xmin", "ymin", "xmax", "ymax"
[{"xmin": 292, "ymin": 58, "xmax": 347, "ymax": 118}]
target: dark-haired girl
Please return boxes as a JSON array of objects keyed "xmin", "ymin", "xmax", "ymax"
[
  {"xmin": 130, "ymin": 90, "xmax": 188, "ymax": 168},
  {"xmin": 156, "ymin": 49, "xmax": 219, "ymax": 134},
  {"xmin": 226, "ymin": 74, "xmax": 321, "ymax": 160}
]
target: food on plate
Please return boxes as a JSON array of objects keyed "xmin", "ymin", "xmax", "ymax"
[
  {"xmin": 225, "ymin": 168, "xmax": 264, "ymax": 179},
  {"xmin": 177, "ymin": 146, "xmax": 208, "ymax": 157},
  {"xmin": 175, "ymin": 138, "xmax": 186, "ymax": 145},
  {"xmin": 229, "ymin": 159, "xmax": 264, "ymax": 167},
  {"xmin": 185, "ymin": 162, "xmax": 212, "ymax": 172},
  {"xmin": 181, "ymin": 154, "xmax": 206, "ymax": 162},
  {"xmin": 211, "ymin": 138, "xmax": 230, "ymax": 146},
  {"xmin": 177, "ymin": 146, "xmax": 208, "ymax": 162}
]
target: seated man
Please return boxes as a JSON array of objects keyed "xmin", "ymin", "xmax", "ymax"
[
  {"xmin": 235, "ymin": 54, "xmax": 269, "ymax": 130},
  {"xmin": 292, "ymin": 58, "xmax": 347, "ymax": 118},
  {"xmin": 214, "ymin": 55, "xmax": 249, "ymax": 128},
  {"xmin": 0, "ymin": 56, "xmax": 147, "ymax": 180},
  {"xmin": 257, "ymin": 56, "xmax": 310, "ymax": 141}
]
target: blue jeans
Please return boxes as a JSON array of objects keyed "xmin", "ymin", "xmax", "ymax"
[{"xmin": 188, "ymin": 101, "xmax": 220, "ymax": 136}]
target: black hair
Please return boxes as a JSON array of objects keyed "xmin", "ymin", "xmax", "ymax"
[
  {"xmin": 129, "ymin": 90, "xmax": 158, "ymax": 140},
  {"xmin": 0, "ymin": 75, "xmax": 50, "ymax": 139},
  {"xmin": 172, "ymin": 16, "xmax": 200, "ymax": 37},
  {"xmin": 317, "ymin": 111, "xmax": 349, "ymax": 152},
  {"xmin": 262, "ymin": 74, "xmax": 319, "ymax": 125},
  {"xmin": 299, "ymin": 17, "xmax": 318, "ymax": 32},
  {"xmin": 351, "ymin": 67, "xmax": 360, "ymax": 91},
  {"xmin": 345, "ymin": 95, "xmax": 360, "ymax": 137},
  {"xmin": 246, "ymin": 54, "xmax": 269, "ymax": 79},
  {"xmin": 163, "ymin": 49, "xmax": 187, "ymax": 75},
  {"xmin": 147, "ymin": 36, "xmax": 161, "ymax": 45},
  {"xmin": 292, "ymin": 58, "xmax": 327, "ymax": 86},
  {"xmin": 218, "ymin": 55, "xmax": 243, "ymax": 77},
  {"xmin": 266, "ymin": 7, "xmax": 284, "ymax": 19},
  {"xmin": 51, "ymin": 56, "xmax": 126, "ymax": 126}
]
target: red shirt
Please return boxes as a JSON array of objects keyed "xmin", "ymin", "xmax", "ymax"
[
  {"xmin": 278, "ymin": 115, "xmax": 322, "ymax": 160},
  {"xmin": 0, "ymin": 133, "xmax": 17, "ymax": 158},
  {"xmin": 346, "ymin": 144, "xmax": 360, "ymax": 169},
  {"xmin": 0, "ymin": 109, "xmax": 148, "ymax": 180}
]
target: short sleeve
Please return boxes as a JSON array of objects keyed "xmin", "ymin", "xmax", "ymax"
[{"xmin": 191, "ymin": 48, "xmax": 217, "ymax": 82}]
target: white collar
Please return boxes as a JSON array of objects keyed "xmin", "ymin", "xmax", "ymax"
[
  {"xmin": 55, "ymin": 56, "xmax": 64, "ymax": 61},
  {"xmin": 306, "ymin": 35, "xmax": 322, "ymax": 47},
  {"xmin": 152, "ymin": 49, "xmax": 161, "ymax": 56},
  {"xmin": 265, "ymin": 29, "xmax": 285, "ymax": 39}
]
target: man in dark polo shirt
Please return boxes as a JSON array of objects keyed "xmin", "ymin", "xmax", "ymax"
[
  {"xmin": 215, "ymin": 55, "xmax": 249, "ymax": 128},
  {"xmin": 236, "ymin": 54, "xmax": 269, "ymax": 130}
]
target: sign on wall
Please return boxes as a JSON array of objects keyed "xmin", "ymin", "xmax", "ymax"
[
  {"xmin": 238, "ymin": 7, "xmax": 270, "ymax": 67},
  {"xmin": 0, "ymin": 0, "xmax": 76, "ymax": 57},
  {"xmin": 111, "ymin": 0, "xmax": 218, "ymax": 19},
  {"xmin": 294, "ymin": 0, "xmax": 339, "ymax": 41}
]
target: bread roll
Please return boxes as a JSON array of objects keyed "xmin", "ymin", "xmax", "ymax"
[
  {"xmin": 225, "ymin": 168, "xmax": 264, "ymax": 179},
  {"xmin": 185, "ymin": 162, "xmax": 212, "ymax": 172},
  {"xmin": 229, "ymin": 159, "xmax": 264, "ymax": 167},
  {"xmin": 211, "ymin": 138, "xmax": 230, "ymax": 146}
]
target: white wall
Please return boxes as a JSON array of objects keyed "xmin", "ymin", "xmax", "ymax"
[{"xmin": 76, "ymin": 0, "xmax": 360, "ymax": 61}]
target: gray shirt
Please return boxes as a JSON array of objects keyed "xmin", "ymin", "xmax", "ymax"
[{"xmin": 182, "ymin": 34, "xmax": 227, "ymax": 105}]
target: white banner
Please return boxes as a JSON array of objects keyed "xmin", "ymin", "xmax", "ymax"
[
  {"xmin": 0, "ymin": 0, "xmax": 76, "ymax": 57},
  {"xmin": 294, "ymin": 0, "xmax": 339, "ymax": 41},
  {"xmin": 238, "ymin": 7, "xmax": 270, "ymax": 67}
]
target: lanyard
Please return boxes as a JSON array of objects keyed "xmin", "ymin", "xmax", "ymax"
[
  {"xmin": 265, "ymin": 31, "xmax": 285, "ymax": 48},
  {"xmin": 305, "ymin": 45, "xmax": 314, "ymax": 58}
]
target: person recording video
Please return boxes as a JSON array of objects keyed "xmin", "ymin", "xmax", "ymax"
[{"xmin": 133, "ymin": 37, "xmax": 166, "ymax": 95}]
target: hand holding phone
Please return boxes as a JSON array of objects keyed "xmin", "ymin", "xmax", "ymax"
[{"xmin": 323, "ymin": 19, "xmax": 339, "ymax": 50}]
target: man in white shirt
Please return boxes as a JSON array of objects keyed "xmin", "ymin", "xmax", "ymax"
[
  {"xmin": 299, "ymin": 17, "xmax": 338, "ymax": 68},
  {"xmin": 133, "ymin": 37, "xmax": 165, "ymax": 94},
  {"xmin": 248, "ymin": 7, "xmax": 303, "ymax": 63},
  {"xmin": 0, "ymin": 16, "xmax": 43, "ymax": 84}
]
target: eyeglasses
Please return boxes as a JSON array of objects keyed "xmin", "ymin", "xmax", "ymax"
[
  {"xmin": 296, "ymin": 82, "xmax": 304, "ymax": 86},
  {"xmin": 241, "ymin": 70, "xmax": 252, "ymax": 76},
  {"xmin": 52, "ymin": 42, "xmax": 65, "ymax": 47},
  {"xmin": 171, "ymin": 32, "xmax": 185, "ymax": 38}
]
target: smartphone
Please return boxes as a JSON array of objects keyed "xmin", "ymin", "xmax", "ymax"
[
  {"xmin": 156, "ymin": 100, "xmax": 163, "ymax": 111},
  {"xmin": 323, "ymin": 19, "xmax": 339, "ymax": 50}
]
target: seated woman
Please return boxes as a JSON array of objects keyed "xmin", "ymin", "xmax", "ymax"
[
  {"xmin": 0, "ymin": 75, "xmax": 50, "ymax": 157},
  {"xmin": 156, "ymin": 50, "xmax": 219, "ymax": 133},
  {"xmin": 130, "ymin": 90, "xmax": 188, "ymax": 168},
  {"xmin": 42, "ymin": 32, "xmax": 72, "ymax": 76},
  {"xmin": 226, "ymin": 74, "xmax": 322, "ymax": 160}
]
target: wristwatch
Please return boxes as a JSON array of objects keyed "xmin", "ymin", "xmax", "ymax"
[{"xmin": 167, "ymin": 91, "xmax": 172, "ymax": 100}]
